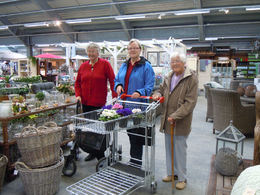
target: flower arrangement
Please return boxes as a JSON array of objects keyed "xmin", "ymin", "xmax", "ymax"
[
  {"xmin": 112, "ymin": 103, "xmax": 123, "ymax": 110},
  {"xmin": 56, "ymin": 83, "xmax": 75, "ymax": 96},
  {"xmin": 102, "ymin": 105, "xmax": 112, "ymax": 110},
  {"xmin": 99, "ymin": 109, "xmax": 120, "ymax": 121},
  {"xmin": 116, "ymin": 108, "xmax": 132, "ymax": 116},
  {"xmin": 12, "ymin": 96, "xmax": 29, "ymax": 115},
  {"xmin": 132, "ymin": 108, "xmax": 144, "ymax": 125}
]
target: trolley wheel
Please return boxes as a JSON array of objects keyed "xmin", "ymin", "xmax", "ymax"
[
  {"xmin": 151, "ymin": 181, "xmax": 157, "ymax": 194},
  {"xmin": 118, "ymin": 145, "xmax": 122, "ymax": 161},
  {"xmin": 96, "ymin": 157, "xmax": 110, "ymax": 172},
  {"xmin": 62, "ymin": 157, "xmax": 77, "ymax": 177}
]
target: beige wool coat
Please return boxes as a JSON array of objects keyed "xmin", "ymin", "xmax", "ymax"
[{"xmin": 155, "ymin": 67, "xmax": 198, "ymax": 136}]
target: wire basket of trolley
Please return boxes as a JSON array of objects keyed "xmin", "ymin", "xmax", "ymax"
[{"xmin": 65, "ymin": 93, "xmax": 164, "ymax": 194}]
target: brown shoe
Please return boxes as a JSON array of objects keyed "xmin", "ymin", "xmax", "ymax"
[
  {"xmin": 176, "ymin": 181, "xmax": 187, "ymax": 190},
  {"xmin": 162, "ymin": 175, "xmax": 178, "ymax": 182}
]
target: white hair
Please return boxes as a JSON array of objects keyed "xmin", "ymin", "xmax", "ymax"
[
  {"xmin": 86, "ymin": 43, "xmax": 101, "ymax": 54},
  {"xmin": 170, "ymin": 51, "xmax": 187, "ymax": 63},
  {"xmin": 128, "ymin": 38, "xmax": 142, "ymax": 49}
]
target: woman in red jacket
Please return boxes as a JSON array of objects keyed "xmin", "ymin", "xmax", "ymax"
[{"xmin": 75, "ymin": 43, "xmax": 117, "ymax": 161}]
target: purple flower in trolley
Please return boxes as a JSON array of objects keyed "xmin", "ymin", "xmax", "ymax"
[{"xmin": 116, "ymin": 108, "xmax": 133, "ymax": 116}]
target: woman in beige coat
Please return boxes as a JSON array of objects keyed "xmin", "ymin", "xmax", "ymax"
[{"xmin": 153, "ymin": 51, "xmax": 198, "ymax": 190}]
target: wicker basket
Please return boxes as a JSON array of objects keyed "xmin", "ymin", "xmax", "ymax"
[
  {"xmin": 15, "ymin": 122, "xmax": 62, "ymax": 168},
  {"xmin": 15, "ymin": 156, "xmax": 64, "ymax": 195},
  {"xmin": 0, "ymin": 155, "xmax": 8, "ymax": 192}
]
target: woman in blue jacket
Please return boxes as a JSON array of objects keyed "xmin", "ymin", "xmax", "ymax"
[{"xmin": 115, "ymin": 39, "xmax": 155, "ymax": 166}]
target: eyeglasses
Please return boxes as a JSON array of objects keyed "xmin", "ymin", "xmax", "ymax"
[
  {"xmin": 127, "ymin": 47, "xmax": 141, "ymax": 50},
  {"xmin": 170, "ymin": 60, "xmax": 182, "ymax": 64}
]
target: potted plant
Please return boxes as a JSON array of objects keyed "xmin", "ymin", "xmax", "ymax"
[
  {"xmin": 117, "ymin": 108, "xmax": 132, "ymax": 128},
  {"xmin": 4, "ymin": 75, "xmax": 13, "ymax": 87},
  {"xmin": 56, "ymin": 83, "xmax": 75, "ymax": 103},
  {"xmin": 35, "ymin": 92, "xmax": 45, "ymax": 108},
  {"xmin": 132, "ymin": 108, "xmax": 144, "ymax": 125},
  {"xmin": 99, "ymin": 109, "xmax": 120, "ymax": 131}
]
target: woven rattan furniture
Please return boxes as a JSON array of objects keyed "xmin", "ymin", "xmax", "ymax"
[
  {"xmin": 230, "ymin": 79, "xmax": 254, "ymax": 91},
  {"xmin": 204, "ymin": 84, "xmax": 213, "ymax": 122},
  {"xmin": 210, "ymin": 88, "xmax": 255, "ymax": 135},
  {"xmin": 254, "ymin": 91, "xmax": 260, "ymax": 165}
]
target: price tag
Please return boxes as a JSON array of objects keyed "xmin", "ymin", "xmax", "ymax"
[{"xmin": 14, "ymin": 170, "xmax": 18, "ymax": 175}]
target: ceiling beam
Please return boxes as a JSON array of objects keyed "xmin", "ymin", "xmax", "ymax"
[
  {"xmin": 111, "ymin": 0, "xmax": 132, "ymax": 40},
  {"xmin": 0, "ymin": 17, "xmax": 29, "ymax": 46},
  {"xmin": 195, "ymin": 0, "xmax": 205, "ymax": 41},
  {"xmin": 31, "ymin": 0, "xmax": 74, "ymax": 43}
]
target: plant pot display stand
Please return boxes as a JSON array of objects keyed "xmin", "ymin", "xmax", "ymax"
[
  {"xmin": 0, "ymin": 102, "xmax": 77, "ymax": 180},
  {"xmin": 206, "ymin": 155, "xmax": 252, "ymax": 195},
  {"xmin": 119, "ymin": 118, "xmax": 128, "ymax": 128}
]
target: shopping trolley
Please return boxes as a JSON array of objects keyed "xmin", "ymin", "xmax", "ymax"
[{"xmin": 66, "ymin": 94, "xmax": 164, "ymax": 194}]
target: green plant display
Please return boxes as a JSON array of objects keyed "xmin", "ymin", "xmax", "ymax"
[
  {"xmin": 29, "ymin": 56, "xmax": 37, "ymax": 66},
  {"xmin": 56, "ymin": 83, "xmax": 75, "ymax": 96},
  {"xmin": 0, "ymin": 87, "xmax": 29, "ymax": 95},
  {"xmin": 36, "ymin": 92, "xmax": 45, "ymax": 101},
  {"xmin": 14, "ymin": 76, "xmax": 41, "ymax": 83},
  {"xmin": 4, "ymin": 75, "xmax": 13, "ymax": 83}
]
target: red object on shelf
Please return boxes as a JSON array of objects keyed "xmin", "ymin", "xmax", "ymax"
[{"xmin": 35, "ymin": 53, "xmax": 63, "ymax": 59}]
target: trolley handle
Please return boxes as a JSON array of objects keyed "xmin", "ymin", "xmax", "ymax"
[{"xmin": 120, "ymin": 93, "xmax": 164, "ymax": 103}]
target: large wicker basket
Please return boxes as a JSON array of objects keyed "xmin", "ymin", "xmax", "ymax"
[
  {"xmin": 0, "ymin": 155, "xmax": 8, "ymax": 192},
  {"xmin": 15, "ymin": 156, "xmax": 64, "ymax": 195},
  {"xmin": 15, "ymin": 122, "xmax": 62, "ymax": 168}
]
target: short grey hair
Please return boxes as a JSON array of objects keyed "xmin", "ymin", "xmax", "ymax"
[
  {"xmin": 170, "ymin": 51, "xmax": 187, "ymax": 63},
  {"xmin": 128, "ymin": 38, "xmax": 142, "ymax": 49},
  {"xmin": 86, "ymin": 43, "xmax": 101, "ymax": 54}
]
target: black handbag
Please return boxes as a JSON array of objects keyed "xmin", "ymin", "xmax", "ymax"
[{"xmin": 76, "ymin": 130, "xmax": 107, "ymax": 153}]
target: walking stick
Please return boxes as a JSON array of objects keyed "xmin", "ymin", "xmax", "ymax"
[{"xmin": 170, "ymin": 123, "xmax": 175, "ymax": 191}]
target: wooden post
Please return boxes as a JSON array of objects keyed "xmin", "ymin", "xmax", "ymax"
[{"xmin": 254, "ymin": 92, "xmax": 260, "ymax": 165}]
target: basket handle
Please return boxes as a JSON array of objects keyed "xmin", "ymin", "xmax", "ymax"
[
  {"xmin": 15, "ymin": 161, "xmax": 32, "ymax": 170},
  {"xmin": 120, "ymin": 93, "xmax": 164, "ymax": 103},
  {"xmin": 20, "ymin": 125, "xmax": 39, "ymax": 136},
  {"xmin": 0, "ymin": 155, "xmax": 8, "ymax": 163},
  {"xmin": 43, "ymin": 121, "xmax": 57, "ymax": 127},
  {"xmin": 37, "ymin": 126, "xmax": 48, "ymax": 132}
]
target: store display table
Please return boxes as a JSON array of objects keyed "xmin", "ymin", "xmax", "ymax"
[{"xmin": 0, "ymin": 101, "xmax": 77, "ymax": 180}]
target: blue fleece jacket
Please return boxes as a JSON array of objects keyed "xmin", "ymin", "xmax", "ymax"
[{"xmin": 114, "ymin": 57, "xmax": 155, "ymax": 102}]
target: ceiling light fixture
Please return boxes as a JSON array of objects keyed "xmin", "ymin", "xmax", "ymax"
[
  {"xmin": 54, "ymin": 21, "xmax": 61, "ymax": 26},
  {"xmin": 115, "ymin": 14, "xmax": 146, "ymax": 20},
  {"xmin": 24, "ymin": 22, "xmax": 49, "ymax": 27},
  {"xmin": 174, "ymin": 9, "xmax": 210, "ymax": 16},
  {"xmin": 158, "ymin": 13, "xmax": 166, "ymax": 20},
  {"xmin": 65, "ymin": 18, "xmax": 92, "ymax": 24},
  {"xmin": 205, "ymin": 37, "xmax": 218, "ymax": 41},
  {"xmin": 0, "ymin": 25, "xmax": 8, "ymax": 30},
  {"xmin": 246, "ymin": 6, "xmax": 260, "ymax": 11}
]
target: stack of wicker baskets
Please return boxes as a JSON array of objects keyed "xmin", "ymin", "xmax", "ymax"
[{"xmin": 14, "ymin": 122, "xmax": 64, "ymax": 195}]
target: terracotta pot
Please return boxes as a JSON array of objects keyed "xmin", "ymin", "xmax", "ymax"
[
  {"xmin": 245, "ymin": 85, "xmax": 256, "ymax": 97},
  {"xmin": 237, "ymin": 86, "xmax": 245, "ymax": 96}
]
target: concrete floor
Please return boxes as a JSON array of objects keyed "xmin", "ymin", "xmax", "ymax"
[{"xmin": 1, "ymin": 96, "xmax": 254, "ymax": 195}]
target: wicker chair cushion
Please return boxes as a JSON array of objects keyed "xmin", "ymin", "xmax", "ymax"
[{"xmin": 245, "ymin": 85, "xmax": 256, "ymax": 97}]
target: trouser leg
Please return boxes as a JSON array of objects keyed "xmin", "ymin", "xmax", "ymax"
[
  {"xmin": 165, "ymin": 133, "xmax": 187, "ymax": 181},
  {"xmin": 129, "ymin": 135, "xmax": 143, "ymax": 165}
]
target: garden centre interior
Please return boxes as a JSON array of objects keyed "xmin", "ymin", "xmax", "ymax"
[{"xmin": 0, "ymin": 0, "xmax": 260, "ymax": 195}]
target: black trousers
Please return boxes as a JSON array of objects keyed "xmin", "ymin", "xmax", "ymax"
[
  {"xmin": 128, "ymin": 127, "xmax": 152, "ymax": 166},
  {"xmin": 82, "ymin": 104, "xmax": 104, "ymax": 160}
]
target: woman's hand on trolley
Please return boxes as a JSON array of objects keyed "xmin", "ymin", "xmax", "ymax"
[
  {"xmin": 131, "ymin": 92, "xmax": 141, "ymax": 99},
  {"xmin": 116, "ymin": 85, "xmax": 124, "ymax": 96},
  {"xmin": 76, "ymin": 96, "xmax": 81, "ymax": 103},
  {"xmin": 152, "ymin": 93, "xmax": 161, "ymax": 101}
]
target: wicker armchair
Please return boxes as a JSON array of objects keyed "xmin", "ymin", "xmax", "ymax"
[
  {"xmin": 254, "ymin": 92, "xmax": 260, "ymax": 165},
  {"xmin": 204, "ymin": 84, "xmax": 213, "ymax": 122},
  {"xmin": 210, "ymin": 88, "xmax": 255, "ymax": 136}
]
